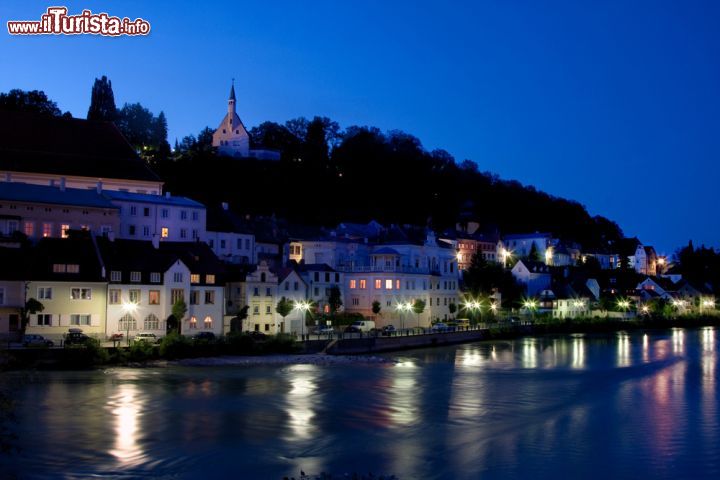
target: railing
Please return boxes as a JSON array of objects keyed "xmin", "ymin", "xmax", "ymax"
[{"xmin": 335, "ymin": 265, "xmax": 432, "ymax": 274}]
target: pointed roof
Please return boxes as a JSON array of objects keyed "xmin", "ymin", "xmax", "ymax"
[{"xmin": 229, "ymin": 81, "xmax": 236, "ymax": 102}]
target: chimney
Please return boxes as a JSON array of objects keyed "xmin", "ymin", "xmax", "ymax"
[
  {"xmin": 151, "ymin": 234, "xmax": 160, "ymax": 249},
  {"xmin": 221, "ymin": 202, "xmax": 229, "ymax": 211},
  {"xmin": 96, "ymin": 181, "xmax": 103, "ymax": 194},
  {"xmin": 165, "ymin": 191, "xmax": 171, "ymax": 199}
]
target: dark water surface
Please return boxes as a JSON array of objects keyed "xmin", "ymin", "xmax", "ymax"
[{"xmin": 1, "ymin": 328, "xmax": 719, "ymax": 479}]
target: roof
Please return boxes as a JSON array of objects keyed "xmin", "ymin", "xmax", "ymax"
[
  {"xmin": 514, "ymin": 259, "xmax": 551, "ymax": 274},
  {"xmin": 103, "ymin": 190, "xmax": 204, "ymax": 208},
  {"xmin": 229, "ymin": 82, "xmax": 236, "ymax": 102},
  {"xmin": 372, "ymin": 247, "xmax": 400, "ymax": 255},
  {"xmin": 0, "ymin": 182, "xmax": 118, "ymax": 209},
  {"xmin": 295, "ymin": 263, "xmax": 337, "ymax": 273},
  {"xmin": 97, "ymin": 238, "xmax": 178, "ymax": 281},
  {"xmin": 158, "ymin": 241, "xmax": 225, "ymax": 281},
  {"xmin": 503, "ymin": 232, "xmax": 552, "ymax": 241},
  {"xmin": 0, "ymin": 245, "xmax": 30, "ymax": 280},
  {"xmin": 0, "ymin": 111, "xmax": 161, "ymax": 183},
  {"xmin": 29, "ymin": 232, "xmax": 105, "ymax": 282}
]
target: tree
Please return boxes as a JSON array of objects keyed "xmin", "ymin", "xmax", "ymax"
[
  {"xmin": 115, "ymin": 102, "xmax": 171, "ymax": 165},
  {"xmin": 230, "ymin": 305, "xmax": 249, "ymax": 332},
  {"xmin": 87, "ymin": 76, "xmax": 118, "ymax": 121},
  {"xmin": 172, "ymin": 298, "xmax": 187, "ymax": 333},
  {"xmin": 327, "ymin": 286, "xmax": 343, "ymax": 315},
  {"xmin": 528, "ymin": 242, "xmax": 541, "ymax": 262},
  {"xmin": 276, "ymin": 297, "xmax": 293, "ymax": 328},
  {"xmin": 448, "ymin": 302, "xmax": 457, "ymax": 319},
  {"xmin": 0, "ymin": 89, "xmax": 65, "ymax": 117},
  {"xmin": 371, "ymin": 300, "xmax": 381, "ymax": 317},
  {"xmin": 412, "ymin": 299, "xmax": 426, "ymax": 327},
  {"xmin": 19, "ymin": 297, "xmax": 44, "ymax": 335}
]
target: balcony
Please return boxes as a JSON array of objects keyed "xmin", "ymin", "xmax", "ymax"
[{"xmin": 335, "ymin": 264, "xmax": 431, "ymax": 275}]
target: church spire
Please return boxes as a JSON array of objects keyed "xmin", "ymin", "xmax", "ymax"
[{"xmin": 228, "ymin": 79, "xmax": 236, "ymax": 118}]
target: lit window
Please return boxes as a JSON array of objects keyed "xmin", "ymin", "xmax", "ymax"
[
  {"xmin": 66, "ymin": 264, "xmax": 79, "ymax": 273},
  {"xmin": 396, "ymin": 279, "xmax": 401, "ymax": 290},
  {"xmin": 24, "ymin": 221, "xmax": 34, "ymax": 237},
  {"xmin": 206, "ymin": 274, "xmax": 215, "ymax": 284},
  {"xmin": 42, "ymin": 223, "xmax": 52, "ymax": 237},
  {"xmin": 190, "ymin": 274, "xmax": 200, "ymax": 283},
  {"xmin": 359, "ymin": 279, "xmax": 366, "ymax": 289},
  {"xmin": 171, "ymin": 289, "xmax": 184, "ymax": 304},
  {"xmin": 349, "ymin": 280, "xmax": 357, "ymax": 289},
  {"xmin": 161, "ymin": 227, "xmax": 169, "ymax": 238},
  {"xmin": 385, "ymin": 279, "xmax": 393, "ymax": 290},
  {"xmin": 189, "ymin": 316, "xmax": 197, "ymax": 329},
  {"xmin": 144, "ymin": 314, "xmax": 159, "ymax": 330},
  {"xmin": 149, "ymin": 290, "xmax": 160, "ymax": 305},
  {"xmin": 52, "ymin": 264, "xmax": 66, "ymax": 273},
  {"xmin": 70, "ymin": 288, "xmax": 92, "ymax": 300},
  {"xmin": 375, "ymin": 279, "xmax": 382, "ymax": 289},
  {"xmin": 203, "ymin": 316, "xmax": 212, "ymax": 329}
]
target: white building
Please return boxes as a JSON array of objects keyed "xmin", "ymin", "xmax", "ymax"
[
  {"xmin": 511, "ymin": 259, "xmax": 552, "ymax": 297},
  {"xmin": 206, "ymin": 204, "xmax": 256, "ymax": 264},
  {"xmin": 104, "ymin": 190, "xmax": 206, "ymax": 243},
  {"xmin": 500, "ymin": 233, "xmax": 553, "ymax": 264},
  {"xmin": 102, "ymin": 239, "xmax": 225, "ymax": 338}
]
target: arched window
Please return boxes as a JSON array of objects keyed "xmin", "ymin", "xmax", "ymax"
[
  {"xmin": 144, "ymin": 313, "xmax": 160, "ymax": 331},
  {"xmin": 118, "ymin": 313, "xmax": 136, "ymax": 331},
  {"xmin": 189, "ymin": 316, "xmax": 198, "ymax": 329},
  {"xmin": 203, "ymin": 316, "xmax": 212, "ymax": 329}
]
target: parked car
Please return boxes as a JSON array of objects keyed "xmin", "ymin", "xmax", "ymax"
[
  {"xmin": 430, "ymin": 323, "xmax": 449, "ymax": 333},
  {"xmin": 134, "ymin": 332, "xmax": 160, "ymax": 344},
  {"xmin": 315, "ymin": 326, "xmax": 334, "ymax": 335},
  {"xmin": 64, "ymin": 329, "xmax": 90, "ymax": 346},
  {"xmin": 22, "ymin": 334, "xmax": 54, "ymax": 348},
  {"xmin": 344, "ymin": 325, "xmax": 361, "ymax": 333},
  {"xmin": 349, "ymin": 320, "xmax": 376, "ymax": 332},
  {"xmin": 193, "ymin": 331, "xmax": 216, "ymax": 342},
  {"xmin": 381, "ymin": 325, "xmax": 397, "ymax": 336}
]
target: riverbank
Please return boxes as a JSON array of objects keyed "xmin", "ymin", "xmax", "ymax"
[{"xmin": 1, "ymin": 315, "xmax": 718, "ymax": 370}]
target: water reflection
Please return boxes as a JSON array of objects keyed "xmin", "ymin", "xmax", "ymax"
[
  {"xmin": 284, "ymin": 365, "xmax": 318, "ymax": 441},
  {"xmin": 642, "ymin": 334, "xmax": 650, "ymax": 363},
  {"xmin": 672, "ymin": 328, "xmax": 685, "ymax": 354},
  {"xmin": 106, "ymin": 374, "xmax": 145, "ymax": 467},
  {"xmin": 572, "ymin": 335, "xmax": 585, "ymax": 369},
  {"xmin": 522, "ymin": 338, "xmax": 538, "ymax": 368},
  {"xmin": 617, "ymin": 332, "xmax": 631, "ymax": 367}
]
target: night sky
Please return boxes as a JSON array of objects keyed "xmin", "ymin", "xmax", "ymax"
[{"xmin": 2, "ymin": 1, "xmax": 719, "ymax": 254}]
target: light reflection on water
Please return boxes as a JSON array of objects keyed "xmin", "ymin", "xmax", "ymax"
[{"xmin": 1, "ymin": 327, "xmax": 719, "ymax": 479}]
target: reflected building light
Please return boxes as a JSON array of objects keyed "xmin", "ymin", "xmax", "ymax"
[
  {"xmin": 642, "ymin": 333, "xmax": 650, "ymax": 363},
  {"xmin": 522, "ymin": 339, "xmax": 538, "ymax": 369},
  {"xmin": 109, "ymin": 383, "xmax": 144, "ymax": 467},
  {"xmin": 672, "ymin": 328, "xmax": 684, "ymax": 354},
  {"xmin": 701, "ymin": 327, "xmax": 715, "ymax": 352},
  {"xmin": 617, "ymin": 332, "xmax": 631, "ymax": 367},
  {"xmin": 572, "ymin": 336, "xmax": 585, "ymax": 369},
  {"xmin": 284, "ymin": 365, "xmax": 318, "ymax": 441}
]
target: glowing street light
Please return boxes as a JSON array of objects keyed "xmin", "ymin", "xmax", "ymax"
[
  {"xmin": 294, "ymin": 300, "xmax": 312, "ymax": 340},
  {"xmin": 617, "ymin": 299, "xmax": 631, "ymax": 311},
  {"xmin": 122, "ymin": 301, "xmax": 138, "ymax": 346},
  {"xmin": 702, "ymin": 299, "xmax": 716, "ymax": 309},
  {"xmin": 396, "ymin": 301, "xmax": 412, "ymax": 329},
  {"xmin": 545, "ymin": 247, "xmax": 553, "ymax": 266},
  {"xmin": 640, "ymin": 304, "xmax": 650, "ymax": 315},
  {"xmin": 500, "ymin": 248, "xmax": 513, "ymax": 268}
]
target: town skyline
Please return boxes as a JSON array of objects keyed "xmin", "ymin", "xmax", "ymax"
[{"xmin": 2, "ymin": 1, "xmax": 719, "ymax": 254}]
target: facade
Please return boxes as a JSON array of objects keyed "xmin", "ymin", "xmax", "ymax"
[
  {"xmin": 295, "ymin": 264, "xmax": 343, "ymax": 315},
  {"xmin": 0, "ymin": 247, "xmax": 27, "ymax": 341},
  {"xmin": 105, "ymin": 190, "xmax": 206, "ymax": 243},
  {"xmin": 0, "ymin": 182, "xmax": 120, "ymax": 241},
  {"xmin": 242, "ymin": 261, "xmax": 279, "ymax": 333},
  {"xmin": 277, "ymin": 269, "xmax": 309, "ymax": 335},
  {"xmin": 206, "ymin": 204, "xmax": 257, "ymax": 264},
  {"xmin": 24, "ymin": 235, "xmax": 108, "ymax": 342},
  {"xmin": 511, "ymin": 260, "xmax": 552, "ymax": 297},
  {"xmin": 500, "ymin": 233, "xmax": 553, "ymax": 263}
]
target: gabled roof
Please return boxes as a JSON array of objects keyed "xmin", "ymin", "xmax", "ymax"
[
  {"xmin": 0, "ymin": 182, "xmax": 118, "ymax": 209},
  {"xmin": 514, "ymin": 259, "xmax": 551, "ymax": 274},
  {"xmin": 158, "ymin": 242, "xmax": 225, "ymax": 281},
  {"xmin": 0, "ymin": 111, "xmax": 161, "ymax": 183},
  {"xmin": 97, "ymin": 238, "xmax": 179, "ymax": 281}
]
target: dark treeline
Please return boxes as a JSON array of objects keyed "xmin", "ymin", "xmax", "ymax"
[
  {"xmin": 161, "ymin": 118, "xmax": 623, "ymax": 251},
  {"xmin": 2, "ymin": 83, "xmax": 622, "ymax": 249}
]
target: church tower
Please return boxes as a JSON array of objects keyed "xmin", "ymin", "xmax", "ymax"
[{"xmin": 212, "ymin": 81, "xmax": 250, "ymax": 157}]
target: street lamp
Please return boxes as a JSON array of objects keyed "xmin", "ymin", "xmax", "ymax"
[
  {"xmin": 121, "ymin": 301, "xmax": 138, "ymax": 346},
  {"xmin": 293, "ymin": 300, "xmax": 311, "ymax": 340},
  {"xmin": 396, "ymin": 301, "xmax": 412, "ymax": 330},
  {"xmin": 500, "ymin": 248, "xmax": 513, "ymax": 268}
]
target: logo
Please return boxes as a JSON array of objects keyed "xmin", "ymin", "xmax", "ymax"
[{"xmin": 7, "ymin": 6, "xmax": 151, "ymax": 36}]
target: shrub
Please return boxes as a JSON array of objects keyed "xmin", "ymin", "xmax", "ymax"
[
  {"xmin": 128, "ymin": 341, "xmax": 156, "ymax": 362},
  {"xmin": 159, "ymin": 332, "xmax": 193, "ymax": 359}
]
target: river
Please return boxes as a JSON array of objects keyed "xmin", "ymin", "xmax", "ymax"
[{"xmin": 1, "ymin": 327, "xmax": 718, "ymax": 479}]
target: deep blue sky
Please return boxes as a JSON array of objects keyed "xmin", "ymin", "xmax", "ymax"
[{"xmin": 2, "ymin": 1, "xmax": 719, "ymax": 254}]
